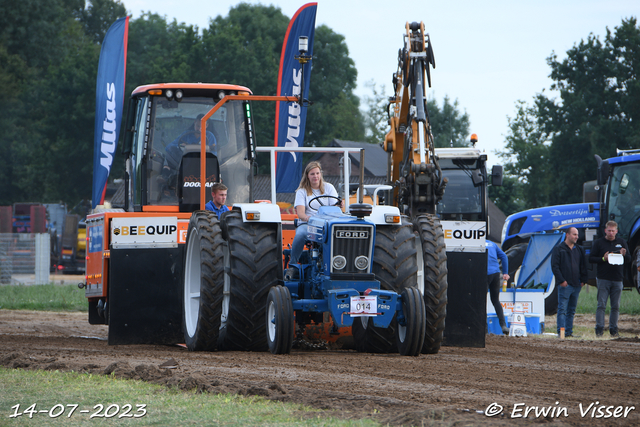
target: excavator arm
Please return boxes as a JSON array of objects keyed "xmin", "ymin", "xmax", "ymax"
[{"xmin": 385, "ymin": 22, "xmax": 446, "ymax": 215}]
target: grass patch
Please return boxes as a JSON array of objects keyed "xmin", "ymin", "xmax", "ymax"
[
  {"xmin": 576, "ymin": 285, "xmax": 640, "ymax": 315},
  {"xmin": 0, "ymin": 368, "xmax": 377, "ymax": 427},
  {"xmin": 0, "ymin": 284, "xmax": 87, "ymax": 311},
  {"xmin": 539, "ymin": 285, "xmax": 640, "ymax": 338}
]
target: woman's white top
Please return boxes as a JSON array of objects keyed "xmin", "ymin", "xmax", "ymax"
[{"xmin": 294, "ymin": 183, "xmax": 339, "ymax": 219}]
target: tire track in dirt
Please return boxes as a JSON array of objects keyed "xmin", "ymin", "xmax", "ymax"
[{"xmin": 1, "ymin": 310, "xmax": 639, "ymax": 426}]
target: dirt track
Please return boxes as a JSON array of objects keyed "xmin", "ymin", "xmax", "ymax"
[{"xmin": 1, "ymin": 310, "xmax": 639, "ymax": 426}]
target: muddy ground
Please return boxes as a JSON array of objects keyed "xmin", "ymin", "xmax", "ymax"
[{"xmin": 1, "ymin": 310, "xmax": 639, "ymax": 426}]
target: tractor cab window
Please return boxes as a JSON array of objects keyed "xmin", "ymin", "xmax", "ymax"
[
  {"xmin": 607, "ymin": 163, "xmax": 640, "ymax": 240},
  {"xmin": 143, "ymin": 97, "xmax": 252, "ymax": 206},
  {"xmin": 436, "ymin": 158, "xmax": 483, "ymax": 221}
]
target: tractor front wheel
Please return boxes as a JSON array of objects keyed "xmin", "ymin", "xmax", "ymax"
[
  {"xmin": 396, "ymin": 287, "xmax": 426, "ymax": 356},
  {"xmin": 266, "ymin": 285, "xmax": 294, "ymax": 354}
]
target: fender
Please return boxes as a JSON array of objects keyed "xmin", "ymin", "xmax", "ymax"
[
  {"xmin": 231, "ymin": 203, "xmax": 282, "ymax": 223},
  {"xmin": 366, "ymin": 205, "xmax": 402, "ymax": 225}
]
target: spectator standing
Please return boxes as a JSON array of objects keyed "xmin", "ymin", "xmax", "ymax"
[
  {"xmin": 551, "ymin": 227, "xmax": 587, "ymax": 338},
  {"xmin": 588, "ymin": 221, "xmax": 630, "ymax": 337}
]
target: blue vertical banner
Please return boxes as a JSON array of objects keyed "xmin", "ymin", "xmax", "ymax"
[
  {"xmin": 92, "ymin": 16, "xmax": 129, "ymax": 208},
  {"xmin": 274, "ymin": 3, "xmax": 317, "ymax": 192}
]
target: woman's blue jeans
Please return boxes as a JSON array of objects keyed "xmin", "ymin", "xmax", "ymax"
[{"xmin": 289, "ymin": 223, "xmax": 308, "ymax": 265}]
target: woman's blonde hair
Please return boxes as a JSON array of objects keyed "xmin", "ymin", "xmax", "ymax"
[{"xmin": 297, "ymin": 161, "xmax": 325, "ymax": 195}]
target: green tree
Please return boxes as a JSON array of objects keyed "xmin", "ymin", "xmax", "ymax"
[
  {"xmin": 0, "ymin": 0, "xmax": 112, "ymax": 206},
  {"xmin": 0, "ymin": 0, "xmax": 83, "ymax": 69},
  {"xmin": 306, "ymin": 25, "xmax": 364, "ymax": 146},
  {"xmin": 0, "ymin": 44, "xmax": 28, "ymax": 205},
  {"xmin": 362, "ymin": 84, "xmax": 471, "ymax": 148},
  {"xmin": 488, "ymin": 176, "xmax": 525, "ymax": 217},
  {"xmin": 496, "ymin": 100, "xmax": 552, "ymax": 210},
  {"xmin": 25, "ymin": 20, "xmax": 100, "ymax": 203},
  {"xmin": 0, "ymin": 1, "xmax": 367, "ymax": 205},
  {"xmin": 498, "ymin": 17, "xmax": 640, "ymax": 208},
  {"xmin": 546, "ymin": 18, "xmax": 640, "ymax": 205},
  {"xmin": 126, "ymin": 13, "xmax": 202, "ymax": 92},
  {"xmin": 428, "ymin": 96, "xmax": 471, "ymax": 148},
  {"xmin": 362, "ymin": 81, "xmax": 388, "ymax": 145},
  {"xmin": 200, "ymin": 3, "xmax": 289, "ymax": 149},
  {"xmin": 79, "ymin": 0, "xmax": 127, "ymax": 43}
]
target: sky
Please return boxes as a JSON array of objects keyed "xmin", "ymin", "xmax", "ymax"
[{"xmin": 124, "ymin": 0, "xmax": 638, "ymax": 167}]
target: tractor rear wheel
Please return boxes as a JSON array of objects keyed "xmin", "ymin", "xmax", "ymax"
[
  {"xmin": 218, "ymin": 210, "xmax": 282, "ymax": 351},
  {"xmin": 182, "ymin": 211, "xmax": 225, "ymax": 351},
  {"xmin": 353, "ymin": 219, "xmax": 419, "ymax": 353},
  {"xmin": 266, "ymin": 285, "xmax": 294, "ymax": 354},
  {"xmin": 396, "ymin": 287, "xmax": 426, "ymax": 356},
  {"xmin": 413, "ymin": 214, "xmax": 448, "ymax": 354}
]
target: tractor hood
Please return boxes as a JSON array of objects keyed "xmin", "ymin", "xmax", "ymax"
[
  {"xmin": 502, "ymin": 202, "xmax": 600, "ymax": 246},
  {"xmin": 307, "ymin": 206, "xmax": 376, "ymax": 275}
]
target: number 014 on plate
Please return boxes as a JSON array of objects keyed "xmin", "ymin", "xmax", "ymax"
[{"xmin": 350, "ymin": 296, "xmax": 377, "ymax": 316}]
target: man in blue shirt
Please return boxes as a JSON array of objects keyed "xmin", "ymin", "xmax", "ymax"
[
  {"xmin": 487, "ymin": 240, "xmax": 510, "ymax": 335},
  {"xmin": 165, "ymin": 114, "xmax": 217, "ymax": 171},
  {"xmin": 205, "ymin": 183, "xmax": 229, "ymax": 217}
]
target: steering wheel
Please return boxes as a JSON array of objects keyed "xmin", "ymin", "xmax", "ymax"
[{"xmin": 308, "ymin": 195, "xmax": 342, "ymax": 208}]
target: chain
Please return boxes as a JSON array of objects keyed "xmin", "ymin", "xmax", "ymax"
[{"xmin": 292, "ymin": 331, "xmax": 327, "ymax": 350}]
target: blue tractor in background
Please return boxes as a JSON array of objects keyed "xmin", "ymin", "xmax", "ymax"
[
  {"xmin": 502, "ymin": 149, "xmax": 640, "ymax": 314},
  {"xmin": 269, "ymin": 199, "xmax": 427, "ymax": 356}
]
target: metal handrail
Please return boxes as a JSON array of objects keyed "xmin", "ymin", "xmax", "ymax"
[{"xmin": 255, "ymin": 146, "xmax": 366, "ymax": 211}]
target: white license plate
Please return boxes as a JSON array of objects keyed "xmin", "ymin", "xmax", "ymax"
[{"xmin": 350, "ymin": 296, "xmax": 377, "ymax": 317}]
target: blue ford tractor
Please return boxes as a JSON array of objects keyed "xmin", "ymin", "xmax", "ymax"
[
  {"xmin": 269, "ymin": 199, "xmax": 426, "ymax": 356},
  {"xmin": 502, "ymin": 149, "xmax": 640, "ymax": 315}
]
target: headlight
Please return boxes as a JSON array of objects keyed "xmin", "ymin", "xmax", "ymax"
[
  {"xmin": 354, "ymin": 256, "xmax": 369, "ymax": 270},
  {"xmin": 332, "ymin": 255, "xmax": 346, "ymax": 270},
  {"xmin": 165, "ymin": 89, "xmax": 174, "ymax": 100},
  {"xmin": 384, "ymin": 214, "xmax": 400, "ymax": 223}
]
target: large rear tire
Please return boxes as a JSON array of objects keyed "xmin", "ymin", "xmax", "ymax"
[
  {"xmin": 413, "ymin": 214, "xmax": 448, "ymax": 354},
  {"xmin": 183, "ymin": 211, "xmax": 225, "ymax": 351},
  {"xmin": 218, "ymin": 210, "xmax": 282, "ymax": 352},
  {"xmin": 352, "ymin": 219, "xmax": 419, "ymax": 353},
  {"xmin": 266, "ymin": 285, "xmax": 294, "ymax": 354},
  {"xmin": 396, "ymin": 287, "xmax": 426, "ymax": 356}
]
